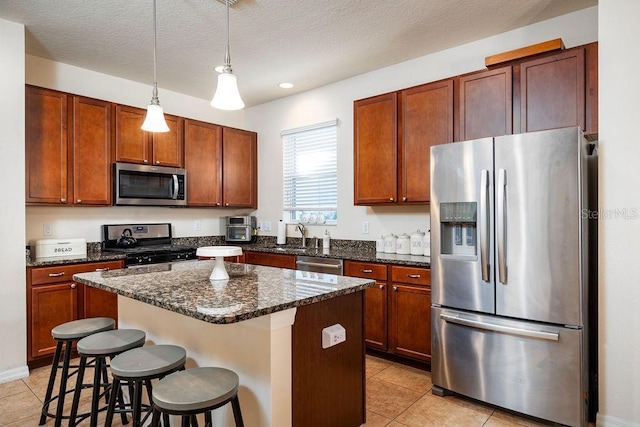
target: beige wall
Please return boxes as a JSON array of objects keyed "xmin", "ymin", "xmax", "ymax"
[
  {"xmin": 597, "ymin": 0, "xmax": 640, "ymax": 425},
  {"xmin": 0, "ymin": 17, "xmax": 27, "ymax": 381}
]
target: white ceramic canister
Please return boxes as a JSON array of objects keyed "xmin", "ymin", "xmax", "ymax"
[
  {"xmin": 410, "ymin": 229, "xmax": 424, "ymax": 255},
  {"xmin": 376, "ymin": 236, "xmax": 385, "ymax": 252},
  {"xmin": 423, "ymin": 229, "xmax": 431, "ymax": 256},
  {"xmin": 384, "ymin": 233, "xmax": 397, "ymax": 254},
  {"xmin": 396, "ymin": 233, "xmax": 411, "ymax": 255}
]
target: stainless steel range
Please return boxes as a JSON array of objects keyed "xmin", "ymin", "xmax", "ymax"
[{"xmin": 101, "ymin": 223, "xmax": 196, "ymax": 266}]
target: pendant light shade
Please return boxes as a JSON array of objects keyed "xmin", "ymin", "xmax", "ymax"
[
  {"xmin": 211, "ymin": 0, "xmax": 244, "ymax": 110},
  {"xmin": 142, "ymin": 0, "xmax": 169, "ymax": 132}
]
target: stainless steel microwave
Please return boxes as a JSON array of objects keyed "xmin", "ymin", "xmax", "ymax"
[{"xmin": 114, "ymin": 163, "xmax": 186, "ymax": 206}]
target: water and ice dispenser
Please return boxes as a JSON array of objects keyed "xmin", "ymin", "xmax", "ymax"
[{"xmin": 439, "ymin": 202, "xmax": 477, "ymax": 257}]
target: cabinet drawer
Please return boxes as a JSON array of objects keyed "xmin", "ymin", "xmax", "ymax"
[
  {"xmin": 390, "ymin": 266, "xmax": 430, "ymax": 286},
  {"xmin": 344, "ymin": 261, "xmax": 387, "ymax": 281},
  {"xmin": 30, "ymin": 260, "xmax": 124, "ymax": 285}
]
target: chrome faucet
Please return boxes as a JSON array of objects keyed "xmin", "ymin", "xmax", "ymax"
[{"xmin": 295, "ymin": 223, "xmax": 306, "ymax": 247}]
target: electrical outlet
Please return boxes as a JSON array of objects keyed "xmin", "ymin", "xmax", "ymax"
[
  {"xmin": 263, "ymin": 221, "xmax": 272, "ymax": 232},
  {"xmin": 43, "ymin": 223, "xmax": 53, "ymax": 236},
  {"xmin": 322, "ymin": 324, "xmax": 346, "ymax": 349},
  {"xmin": 362, "ymin": 221, "xmax": 369, "ymax": 234},
  {"xmin": 194, "ymin": 220, "xmax": 201, "ymax": 231},
  {"xmin": 257, "ymin": 221, "xmax": 263, "ymax": 230}
]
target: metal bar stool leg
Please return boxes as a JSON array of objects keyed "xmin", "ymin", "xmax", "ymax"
[
  {"xmin": 39, "ymin": 340, "xmax": 64, "ymax": 425},
  {"xmin": 231, "ymin": 395, "xmax": 244, "ymax": 427},
  {"xmin": 104, "ymin": 376, "xmax": 120, "ymax": 426},
  {"xmin": 204, "ymin": 411, "xmax": 213, "ymax": 427},
  {"xmin": 54, "ymin": 340, "xmax": 73, "ymax": 427}
]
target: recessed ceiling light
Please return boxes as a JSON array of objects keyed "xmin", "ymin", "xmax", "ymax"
[
  {"xmin": 214, "ymin": 65, "xmax": 224, "ymax": 73},
  {"xmin": 279, "ymin": 82, "xmax": 294, "ymax": 89}
]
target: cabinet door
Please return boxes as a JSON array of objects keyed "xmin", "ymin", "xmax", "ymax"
[
  {"xmin": 151, "ymin": 114, "xmax": 184, "ymax": 167},
  {"xmin": 185, "ymin": 120, "xmax": 223, "ymax": 206},
  {"xmin": 114, "ymin": 105, "xmax": 150, "ymax": 164},
  {"xmin": 389, "ymin": 284, "xmax": 431, "ymax": 362},
  {"xmin": 222, "ymin": 127, "xmax": 258, "ymax": 208},
  {"xmin": 354, "ymin": 93, "xmax": 398, "ymax": 205},
  {"xmin": 400, "ymin": 80, "xmax": 453, "ymax": 203},
  {"xmin": 30, "ymin": 283, "xmax": 78, "ymax": 359},
  {"xmin": 82, "ymin": 286, "xmax": 118, "ymax": 322},
  {"xmin": 71, "ymin": 96, "xmax": 112, "ymax": 205},
  {"xmin": 365, "ymin": 283, "xmax": 388, "ymax": 350},
  {"xmin": 521, "ymin": 48, "xmax": 585, "ymax": 132},
  {"xmin": 25, "ymin": 86, "xmax": 69, "ymax": 204},
  {"xmin": 459, "ymin": 66, "xmax": 513, "ymax": 140},
  {"xmin": 244, "ymin": 252, "xmax": 296, "ymax": 269}
]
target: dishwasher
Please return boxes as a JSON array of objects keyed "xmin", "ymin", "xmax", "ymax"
[{"xmin": 295, "ymin": 255, "xmax": 343, "ymax": 275}]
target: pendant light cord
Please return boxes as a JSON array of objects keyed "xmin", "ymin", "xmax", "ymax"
[
  {"xmin": 152, "ymin": 0, "xmax": 159, "ymax": 102},
  {"xmin": 224, "ymin": 0, "xmax": 231, "ymax": 71}
]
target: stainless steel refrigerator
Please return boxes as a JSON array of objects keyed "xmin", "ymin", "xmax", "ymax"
[{"xmin": 430, "ymin": 126, "xmax": 595, "ymax": 427}]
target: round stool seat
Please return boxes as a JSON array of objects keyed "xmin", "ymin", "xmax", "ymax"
[
  {"xmin": 77, "ymin": 329, "xmax": 146, "ymax": 356},
  {"xmin": 153, "ymin": 367, "xmax": 239, "ymax": 412},
  {"xmin": 51, "ymin": 317, "xmax": 115, "ymax": 340},
  {"xmin": 110, "ymin": 345, "xmax": 187, "ymax": 378}
]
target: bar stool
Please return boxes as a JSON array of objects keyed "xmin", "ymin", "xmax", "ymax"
[
  {"xmin": 68, "ymin": 328, "xmax": 146, "ymax": 427},
  {"xmin": 150, "ymin": 367, "xmax": 245, "ymax": 427},
  {"xmin": 104, "ymin": 344, "xmax": 187, "ymax": 427},
  {"xmin": 39, "ymin": 317, "xmax": 115, "ymax": 427}
]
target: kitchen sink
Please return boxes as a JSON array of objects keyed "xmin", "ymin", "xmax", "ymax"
[{"xmin": 274, "ymin": 247, "xmax": 307, "ymax": 253}]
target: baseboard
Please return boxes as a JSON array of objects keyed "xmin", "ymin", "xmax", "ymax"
[
  {"xmin": 597, "ymin": 412, "xmax": 640, "ymax": 427},
  {"xmin": 0, "ymin": 365, "xmax": 29, "ymax": 384}
]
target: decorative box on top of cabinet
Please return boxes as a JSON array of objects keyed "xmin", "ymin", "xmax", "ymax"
[
  {"xmin": 114, "ymin": 104, "xmax": 184, "ymax": 167},
  {"xmin": 353, "ymin": 79, "xmax": 454, "ymax": 206},
  {"xmin": 27, "ymin": 260, "xmax": 123, "ymax": 364},
  {"xmin": 25, "ymin": 86, "xmax": 112, "ymax": 205}
]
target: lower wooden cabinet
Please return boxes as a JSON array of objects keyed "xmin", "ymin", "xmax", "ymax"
[
  {"xmin": 27, "ymin": 260, "xmax": 123, "ymax": 363},
  {"xmin": 244, "ymin": 251, "xmax": 296, "ymax": 269},
  {"xmin": 345, "ymin": 261, "xmax": 431, "ymax": 363}
]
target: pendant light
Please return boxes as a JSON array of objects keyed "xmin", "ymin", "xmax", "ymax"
[
  {"xmin": 141, "ymin": 0, "xmax": 170, "ymax": 132},
  {"xmin": 211, "ymin": 0, "xmax": 245, "ymax": 110}
]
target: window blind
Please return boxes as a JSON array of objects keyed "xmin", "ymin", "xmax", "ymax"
[{"xmin": 282, "ymin": 120, "xmax": 337, "ymax": 218}]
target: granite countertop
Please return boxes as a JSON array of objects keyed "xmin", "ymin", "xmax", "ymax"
[
  {"xmin": 26, "ymin": 237, "xmax": 430, "ymax": 268},
  {"xmin": 73, "ymin": 260, "xmax": 374, "ymax": 324}
]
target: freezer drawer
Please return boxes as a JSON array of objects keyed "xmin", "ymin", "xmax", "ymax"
[{"xmin": 432, "ymin": 307, "xmax": 586, "ymax": 426}]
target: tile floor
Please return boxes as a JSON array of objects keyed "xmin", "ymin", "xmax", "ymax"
[{"xmin": 0, "ymin": 355, "xmax": 589, "ymax": 426}]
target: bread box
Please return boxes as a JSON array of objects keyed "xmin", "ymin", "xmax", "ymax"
[{"xmin": 35, "ymin": 238, "xmax": 87, "ymax": 261}]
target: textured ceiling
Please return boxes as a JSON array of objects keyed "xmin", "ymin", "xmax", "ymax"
[{"xmin": 0, "ymin": 0, "xmax": 597, "ymax": 107}]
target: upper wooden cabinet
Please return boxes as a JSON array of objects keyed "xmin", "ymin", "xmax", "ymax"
[
  {"xmin": 26, "ymin": 86, "xmax": 112, "ymax": 205},
  {"xmin": 399, "ymin": 80, "xmax": 453, "ymax": 203},
  {"xmin": 459, "ymin": 66, "xmax": 513, "ymax": 141},
  {"xmin": 520, "ymin": 48, "xmax": 585, "ymax": 133},
  {"xmin": 25, "ymin": 86, "xmax": 68, "ymax": 204},
  {"xmin": 71, "ymin": 96, "xmax": 112, "ymax": 205},
  {"xmin": 222, "ymin": 127, "xmax": 258, "ymax": 208},
  {"xmin": 184, "ymin": 119, "xmax": 223, "ymax": 207},
  {"xmin": 354, "ymin": 80, "xmax": 453, "ymax": 206},
  {"xmin": 184, "ymin": 120, "xmax": 257, "ymax": 208},
  {"xmin": 114, "ymin": 105, "xmax": 184, "ymax": 167},
  {"xmin": 353, "ymin": 93, "xmax": 398, "ymax": 205}
]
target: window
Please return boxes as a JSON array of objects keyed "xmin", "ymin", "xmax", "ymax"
[{"xmin": 282, "ymin": 119, "xmax": 338, "ymax": 224}]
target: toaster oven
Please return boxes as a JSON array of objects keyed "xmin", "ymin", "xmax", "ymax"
[{"xmin": 224, "ymin": 216, "xmax": 257, "ymax": 243}]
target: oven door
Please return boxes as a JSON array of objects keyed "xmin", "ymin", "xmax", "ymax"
[{"xmin": 115, "ymin": 163, "xmax": 186, "ymax": 206}]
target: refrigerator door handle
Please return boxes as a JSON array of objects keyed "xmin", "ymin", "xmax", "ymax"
[
  {"xmin": 440, "ymin": 313, "xmax": 560, "ymax": 341},
  {"xmin": 497, "ymin": 168, "xmax": 507, "ymax": 283},
  {"xmin": 480, "ymin": 169, "xmax": 490, "ymax": 282}
]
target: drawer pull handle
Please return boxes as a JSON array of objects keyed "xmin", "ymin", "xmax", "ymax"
[
  {"xmin": 70, "ymin": 284, "xmax": 76, "ymax": 289},
  {"xmin": 408, "ymin": 274, "xmax": 421, "ymax": 279},
  {"xmin": 361, "ymin": 269, "xmax": 373, "ymax": 274},
  {"xmin": 95, "ymin": 268, "xmax": 109, "ymax": 272},
  {"xmin": 48, "ymin": 272, "xmax": 65, "ymax": 277}
]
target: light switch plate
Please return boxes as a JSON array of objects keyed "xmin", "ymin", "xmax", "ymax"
[{"xmin": 263, "ymin": 221, "xmax": 272, "ymax": 232}]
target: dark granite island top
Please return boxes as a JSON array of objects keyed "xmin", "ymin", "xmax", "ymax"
[{"xmin": 73, "ymin": 259, "xmax": 374, "ymax": 325}]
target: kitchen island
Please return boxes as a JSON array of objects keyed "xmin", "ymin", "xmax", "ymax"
[{"xmin": 73, "ymin": 259, "xmax": 374, "ymax": 427}]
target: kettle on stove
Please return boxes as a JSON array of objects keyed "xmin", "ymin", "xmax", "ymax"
[{"xmin": 116, "ymin": 228, "xmax": 137, "ymax": 248}]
